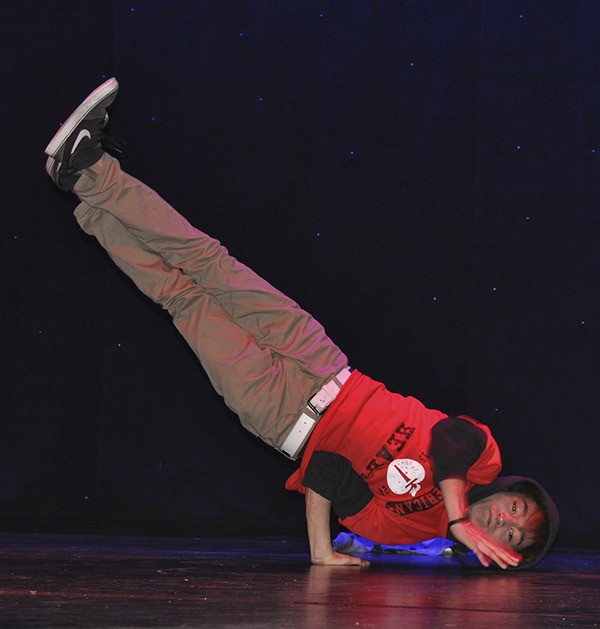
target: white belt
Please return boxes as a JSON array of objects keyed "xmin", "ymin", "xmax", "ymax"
[{"xmin": 278, "ymin": 366, "xmax": 353, "ymax": 460}]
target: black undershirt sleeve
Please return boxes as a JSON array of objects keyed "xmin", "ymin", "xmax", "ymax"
[
  {"xmin": 429, "ymin": 416, "xmax": 488, "ymax": 484},
  {"xmin": 302, "ymin": 417, "xmax": 486, "ymax": 518},
  {"xmin": 303, "ymin": 451, "xmax": 373, "ymax": 519}
]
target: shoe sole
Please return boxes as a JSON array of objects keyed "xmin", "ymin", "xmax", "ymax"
[
  {"xmin": 45, "ymin": 155, "xmax": 55, "ymax": 175},
  {"xmin": 45, "ymin": 77, "xmax": 119, "ymax": 157}
]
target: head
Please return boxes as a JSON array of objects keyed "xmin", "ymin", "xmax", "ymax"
[
  {"xmin": 468, "ymin": 489, "xmax": 548, "ymax": 560},
  {"xmin": 466, "ymin": 476, "xmax": 559, "ymax": 569}
]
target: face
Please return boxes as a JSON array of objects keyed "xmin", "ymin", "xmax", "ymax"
[{"xmin": 467, "ymin": 491, "xmax": 540, "ymax": 550}]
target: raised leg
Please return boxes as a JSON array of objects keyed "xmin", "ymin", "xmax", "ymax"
[
  {"xmin": 73, "ymin": 157, "xmax": 347, "ymax": 448},
  {"xmin": 74, "ymin": 155, "xmax": 346, "ymax": 383}
]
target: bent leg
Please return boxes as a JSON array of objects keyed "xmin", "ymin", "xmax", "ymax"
[
  {"xmin": 74, "ymin": 155, "xmax": 347, "ymax": 386},
  {"xmin": 74, "ymin": 203, "xmax": 327, "ymax": 447}
]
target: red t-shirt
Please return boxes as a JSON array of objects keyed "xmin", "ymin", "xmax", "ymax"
[{"xmin": 286, "ymin": 370, "xmax": 502, "ymax": 544}]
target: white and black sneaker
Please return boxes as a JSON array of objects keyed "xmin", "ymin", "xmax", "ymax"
[
  {"xmin": 45, "ymin": 77, "xmax": 120, "ymax": 190},
  {"xmin": 44, "ymin": 156, "xmax": 82, "ymax": 192}
]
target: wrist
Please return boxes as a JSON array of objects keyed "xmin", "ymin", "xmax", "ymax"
[
  {"xmin": 310, "ymin": 546, "xmax": 333, "ymax": 563},
  {"xmin": 448, "ymin": 516, "xmax": 471, "ymax": 528}
]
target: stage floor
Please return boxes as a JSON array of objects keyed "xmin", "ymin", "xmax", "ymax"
[{"xmin": 0, "ymin": 533, "xmax": 597, "ymax": 627}]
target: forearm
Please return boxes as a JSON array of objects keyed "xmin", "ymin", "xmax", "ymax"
[
  {"xmin": 305, "ymin": 487, "xmax": 369, "ymax": 567},
  {"xmin": 438, "ymin": 477, "xmax": 469, "ymax": 522},
  {"xmin": 305, "ymin": 487, "xmax": 335, "ymax": 563}
]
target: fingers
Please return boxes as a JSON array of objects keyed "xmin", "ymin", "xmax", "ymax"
[
  {"xmin": 312, "ymin": 551, "xmax": 370, "ymax": 567},
  {"xmin": 473, "ymin": 549, "xmax": 492, "ymax": 568},
  {"xmin": 485, "ymin": 540, "xmax": 521, "ymax": 569},
  {"xmin": 452, "ymin": 521, "xmax": 522, "ymax": 569},
  {"xmin": 474, "ymin": 538, "xmax": 522, "ymax": 569}
]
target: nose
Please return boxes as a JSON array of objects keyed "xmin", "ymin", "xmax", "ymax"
[{"xmin": 497, "ymin": 511, "xmax": 518, "ymax": 527}]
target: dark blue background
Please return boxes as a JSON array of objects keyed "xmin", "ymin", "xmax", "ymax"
[{"xmin": 1, "ymin": 1, "xmax": 598, "ymax": 548}]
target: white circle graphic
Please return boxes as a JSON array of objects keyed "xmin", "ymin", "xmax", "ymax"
[{"xmin": 386, "ymin": 458, "xmax": 426, "ymax": 497}]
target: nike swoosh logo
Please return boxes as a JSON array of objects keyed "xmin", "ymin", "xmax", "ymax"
[{"xmin": 71, "ymin": 129, "xmax": 92, "ymax": 155}]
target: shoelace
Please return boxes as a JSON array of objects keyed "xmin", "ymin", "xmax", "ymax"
[{"xmin": 101, "ymin": 133, "xmax": 126, "ymax": 155}]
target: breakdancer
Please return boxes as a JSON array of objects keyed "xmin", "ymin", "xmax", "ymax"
[{"xmin": 45, "ymin": 78, "xmax": 558, "ymax": 569}]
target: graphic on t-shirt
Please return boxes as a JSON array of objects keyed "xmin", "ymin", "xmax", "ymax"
[
  {"xmin": 386, "ymin": 458, "xmax": 425, "ymax": 497},
  {"xmin": 360, "ymin": 422, "xmax": 416, "ymax": 480},
  {"xmin": 384, "ymin": 486, "xmax": 444, "ymax": 516}
]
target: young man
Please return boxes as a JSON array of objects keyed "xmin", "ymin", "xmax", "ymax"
[{"xmin": 45, "ymin": 78, "xmax": 558, "ymax": 570}]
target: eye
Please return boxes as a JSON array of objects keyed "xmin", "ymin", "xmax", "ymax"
[
  {"xmin": 508, "ymin": 528, "xmax": 514, "ymax": 542},
  {"xmin": 511, "ymin": 501, "xmax": 517, "ymax": 515}
]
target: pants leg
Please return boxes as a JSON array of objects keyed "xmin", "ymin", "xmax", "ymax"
[{"xmin": 73, "ymin": 155, "xmax": 347, "ymax": 448}]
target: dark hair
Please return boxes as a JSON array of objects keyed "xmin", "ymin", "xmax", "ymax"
[{"xmin": 505, "ymin": 482, "xmax": 550, "ymax": 567}]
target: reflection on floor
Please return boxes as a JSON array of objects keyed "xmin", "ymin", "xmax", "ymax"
[{"xmin": 0, "ymin": 534, "xmax": 597, "ymax": 627}]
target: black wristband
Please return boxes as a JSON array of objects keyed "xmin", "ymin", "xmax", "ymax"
[{"xmin": 448, "ymin": 516, "xmax": 471, "ymax": 528}]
